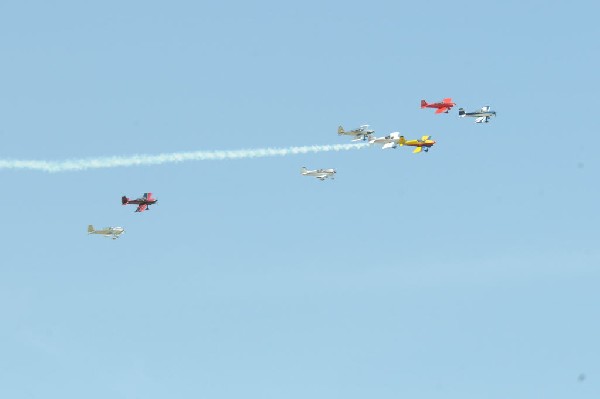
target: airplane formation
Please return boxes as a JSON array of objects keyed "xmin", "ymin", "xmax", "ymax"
[
  {"xmin": 91, "ymin": 98, "xmax": 496, "ymax": 236},
  {"xmin": 302, "ymin": 98, "xmax": 496, "ymax": 180}
]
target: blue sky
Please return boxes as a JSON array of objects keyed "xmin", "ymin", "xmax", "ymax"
[{"xmin": 0, "ymin": 1, "xmax": 598, "ymax": 398}]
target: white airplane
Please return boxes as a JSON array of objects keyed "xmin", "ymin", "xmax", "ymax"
[
  {"xmin": 87, "ymin": 225, "xmax": 125, "ymax": 240},
  {"xmin": 338, "ymin": 125, "xmax": 375, "ymax": 141},
  {"xmin": 458, "ymin": 106, "xmax": 496, "ymax": 123},
  {"xmin": 301, "ymin": 167, "xmax": 336, "ymax": 181},
  {"xmin": 369, "ymin": 132, "xmax": 402, "ymax": 149}
]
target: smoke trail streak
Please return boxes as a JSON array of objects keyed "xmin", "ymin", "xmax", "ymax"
[{"xmin": 0, "ymin": 143, "xmax": 368, "ymax": 173}]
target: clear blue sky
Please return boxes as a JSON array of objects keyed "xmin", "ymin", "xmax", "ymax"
[{"xmin": 0, "ymin": 1, "xmax": 598, "ymax": 398}]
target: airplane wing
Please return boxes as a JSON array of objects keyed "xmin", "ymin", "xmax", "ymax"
[
  {"xmin": 135, "ymin": 204, "xmax": 148, "ymax": 212},
  {"xmin": 443, "ymin": 98, "xmax": 453, "ymax": 103},
  {"xmin": 435, "ymin": 107, "xmax": 448, "ymax": 114},
  {"xmin": 382, "ymin": 142, "xmax": 396, "ymax": 149},
  {"xmin": 413, "ymin": 147, "xmax": 423, "ymax": 153},
  {"xmin": 421, "ymin": 135, "xmax": 430, "ymax": 141},
  {"xmin": 481, "ymin": 106, "xmax": 490, "ymax": 112},
  {"xmin": 475, "ymin": 116, "xmax": 486, "ymax": 123}
]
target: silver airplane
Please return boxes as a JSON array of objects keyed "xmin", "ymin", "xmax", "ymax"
[
  {"xmin": 368, "ymin": 131, "xmax": 402, "ymax": 149},
  {"xmin": 87, "ymin": 225, "xmax": 125, "ymax": 240},
  {"xmin": 301, "ymin": 167, "xmax": 336, "ymax": 181},
  {"xmin": 458, "ymin": 106, "xmax": 496, "ymax": 123},
  {"xmin": 338, "ymin": 125, "xmax": 375, "ymax": 141}
]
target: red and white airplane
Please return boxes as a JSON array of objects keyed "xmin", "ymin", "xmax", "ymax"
[
  {"xmin": 421, "ymin": 98, "xmax": 456, "ymax": 114},
  {"xmin": 122, "ymin": 192, "xmax": 158, "ymax": 212}
]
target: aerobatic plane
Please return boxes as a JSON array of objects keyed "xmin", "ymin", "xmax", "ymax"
[
  {"xmin": 398, "ymin": 135, "xmax": 436, "ymax": 153},
  {"xmin": 421, "ymin": 98, "xmax": 456, "ymax": 114},
  {"xmin": 122, "ymin": 192, "xmax": 158, "ymax": 212},
  {"xmin": 301, "ymin": 167, "xmax": 336, "ymax": 181},
  {"xmin": 458, "ymin": 106, "xmax": 496, "ymax": 123},
  {"xmin": 369, "ymin": 132, "xmax": 402, "ymax": 149},
  {"xmin": 87, "ymin": 225, "xmax": 125, "ymax": 240},
  {"xmin": 338, "ymin": 125, "xmax": 374, "ymax": 141}
]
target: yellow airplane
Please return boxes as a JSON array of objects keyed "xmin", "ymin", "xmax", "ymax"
[{"xmin": 398, "ymin": 135, "xmax": 436, "ymax": 153}]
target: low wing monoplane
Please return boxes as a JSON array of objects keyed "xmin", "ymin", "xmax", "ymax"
[
  {"xmin": 369, "ymin": 132, "xmax": 402, "ymax": 149},
  {"xmin": 338, "ymin": 125, "xmax": 374, "ymax": 141},
  {"xmin": 301, "ymin": 167, "xmax": 336, "ymax": 181},
  {"xmin": 398, "ymin": 135, "xmax": 436, "ymax": 153},
  {"xmin": 421, "ymin": 98, "xmax": 456, "ymax": 114},
  {"xmin": 122, "ymin": 192, "xmax": 158, "ymax": 212},
  {"xmin": 88, "ymin": 225, "xmax": 125, "ymax": 240},
  {"xmin": 458, "ymin": 106, "xmax": 496, "ymax": 123}
]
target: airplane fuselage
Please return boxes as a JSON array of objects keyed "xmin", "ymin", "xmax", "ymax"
[
  {"xmin": 463, "ymin": 111, "xmax": 495, "ymax": 118},
  {"xmin": 126, "ymin": 199, "xmax": 157, "ymax": 205},
  {"xmin": 405, "ymin": 140, "xmax": 435, "ymax": 148},
  {"xmin": 423, "ymin": 103, "xmax": 456, "ymax": 110},
  {"xmin": 339, "ymin": 131, "xmax": 373, "ymax": 141}
]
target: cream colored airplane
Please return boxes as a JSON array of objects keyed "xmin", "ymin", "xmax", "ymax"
[
  {"xmin": 87, "ymin": 225, "xmax": 125, "ymax": 240},
  {"xmin": 300, "ymin": 167, "xmax": 336, "ymax": 181},
  {"xmin": 398, "ymin": 135, "xmax": 436, "ymax": 153},
  {"xmin": 338, "ymin": 125, "xmax": 374, "ymax": 142}
]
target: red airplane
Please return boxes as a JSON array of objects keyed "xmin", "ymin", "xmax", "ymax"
[
  {"xmin": 122, "ymin": 192, "xmax": 157, "ymax": 212},
  {"xmin": 421, "ymin": 98, "xmax": 456, "ymax": 114}
]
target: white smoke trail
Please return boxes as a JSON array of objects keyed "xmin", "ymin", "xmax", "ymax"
[{"xmin": 0, "ymin": 143, "xmax": 368, "ymax": 173}]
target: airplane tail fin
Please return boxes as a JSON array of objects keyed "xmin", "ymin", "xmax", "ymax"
[
  {"xmin": 397, "ymin": 136, "xmax": 406, "ymax": 146},
  {"xmin": 420, "ymin": 100, "xmax": 428, "ymax": 108},
  {"xmin": 121, "ymin": 195, "xmax": 129, "ymax": 205},
  {"xmin": 337, "ymin": 126, "xmax": 344, "ymax": 135},
  {"xmin": 300, "ymin": 166, "xmax": 308, "ymax": 174},
  {"xmin": 458, "ymin": 108, "xmax": 466, "ymax": 117},
  {"xmin": 87, "ymin": 225, "xmax": 95, "ymax": 234}
]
